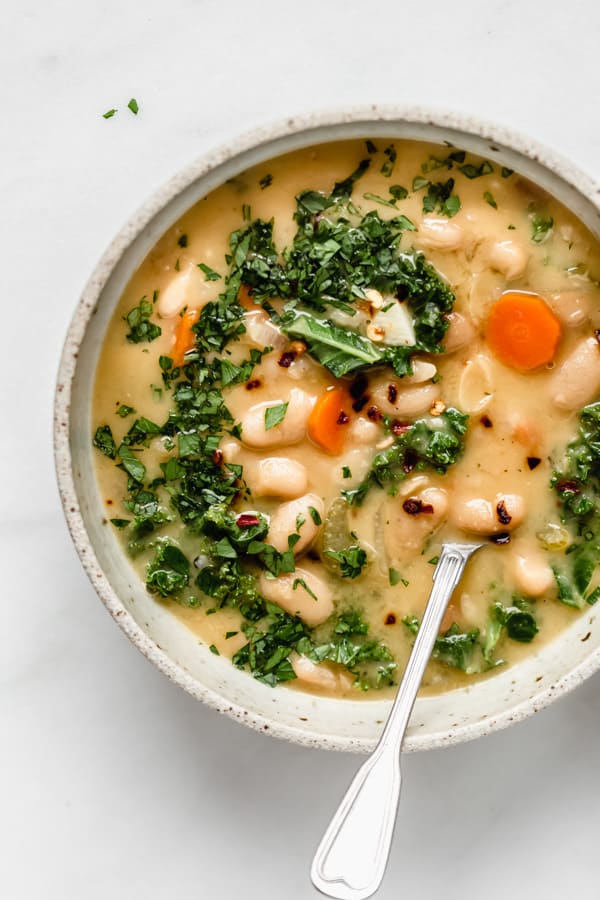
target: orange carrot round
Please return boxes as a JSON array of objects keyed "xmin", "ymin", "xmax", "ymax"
[
  {"xmin": 308, "ymin": 388, "xmax": 352, "ymax": 455},
  {"xmin": 172, "ymin": 307, "xmax": 200, "ymax": 367},
  {"xmin": 486, "ymin": 291, "xmax": 561, "ymax": 371}
]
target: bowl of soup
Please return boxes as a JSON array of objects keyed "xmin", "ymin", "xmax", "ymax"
[{"xmin": 55, "ymin": 107, "xmax": 600, "ymax": 752}]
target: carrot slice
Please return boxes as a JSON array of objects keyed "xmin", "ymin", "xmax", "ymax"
[
  {"xmin": 308, "ymin": 387, "xmax": 351, "ymax": 455},
  {"xmin": 486, "ymin": 291, "xmax": 561, "ymax": 371},
  {"xmin": 172, "ymin": 307, "xmax": 200, "ymax": 367}
]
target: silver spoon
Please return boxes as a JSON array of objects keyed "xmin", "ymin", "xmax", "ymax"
[{"xmin": 310, "ymin": 540, "xmax": 486, "ymax": 900}]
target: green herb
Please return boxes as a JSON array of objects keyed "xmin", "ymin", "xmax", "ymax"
[
  {"xmin": 403, "ymin": 616, "xmax": 482, "ymax": 673},
  {"xmin": 331, "ymin": 159, "xmax": 371, "ymax": 199},
  {"xmin": 259, "ymin": 174, "xmax": 273, "ymax": 189},
  {"xmin": 324, "ymin": 545, "xmax": 368, "ymax": 579},
  {"xmin": 117, "ymin": 443, "xmax": 146, "ymax": 483},
  {"xmin": 293, "ymin": 577, "xmax": 319, "ymax": 601},
  {"xmin": 365, "ymin": 140, "xmax": 377, "ymax": 154},
  {"xmin": 530, "ymin": 213, "xmax": 554, "ymax": 243},
  {"xmin": 345, "ymin": 408, "xmax": 468, "ymax": 505},
  {"xmin": 388, "ymin": 567, "xmax": 401, "ymax": 586},
  {"xmin": 110, "ymin": 518, "xmax": 130, "ymax": 528},
  {"xmin": 417, "ymin": 178, "xmax": 461, "ymax": 217},
  {"xmin": 146, "ymin": 542, "xmax": 190, "ymax": 597},
  {"xmin": 116, "ymin": 404, "xmax": 136, "ymax": 418},
  {"xmin": 124, "ymin": 298, "xmax": 162, "ymax": 343},
  {"xmin": 280, "ymin": 309, "xmax": 383, "ymax": 377},
  {"xmin": 93, "ymin": 425, "xmax": 117, "ymax": 459},
  {"xmin": 242, "ymin": 204, "xmax": 252, "ymax": 222},
  {"xmin": 428, "ymin": 555, "xmax": 439, "ymax": 565},
  {"xmin": 363, "ymin": 192, "xmax": 398, "ymax": 209},
  {"xmin": 198, "ymin": 262, "xmax": 221, "ymax": 281},
  {"xmin": 308, "ymin": 506, "xmax": 322, "ymax": 526},
  {"xmin": 501, "ymin": 167, "xmax": 514, "ymax": 178},
  {"xmin": 264, "ymin": 402, "xmax": 289, "ymax": 431},
  {"xmin": 389, "ymin": 185, "xmax": 408, "ymax": 201},
  {"xmin": 209, "ymin": 644, "xmax": 220, "ymax": 655},
  {"xmin": 381, "ymin": 145, "xmax": 397, "ymax": 177},
  {"xmin": 459, "ymin": 160, "xmax": 493, "ymax": 179},
  {"xmin": 102, "ymin": 108, "xmax": 117, "ymax": 119},
  {"xmin": 178, "ymin": 234, "xmax": 188, "ymax": 248},
  {"xmin": 127, "ymin": 97, "xmax": 139, "ymax": 115},
  {"xmin": 342, "ymin": 466, "xmax": 352, "ymax": 479},
  {"xmin": 484, "ymin": 191, "xmax": 498, "ymax": 209}
]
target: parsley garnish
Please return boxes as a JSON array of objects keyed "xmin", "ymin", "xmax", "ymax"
[
  {"xmin": 324, "ymin": 545, "xmax": 368, "ymax": 579},
  {"xmin": 484, "ymin": 191, "xmax": 498, "ymax": 209},
  {"xmin": 93, "ymin": 425, "xmax": 117, "ymax": 459},
  {"xmin": 198, "ymin": 262, "xmax": 221, "ymax": 282},
  {"xmin": 124, "ymin": 298, "xmax": 162, "ymax": 343},
  {"xmin": 259, "ymin": 174, "xmax": 273, "ymax": 189},
  {"xmin": 102, "ymin": 108, "xmax": 117, "ymax": 119},
  {"xmin": 264, "ymin": 402, "xmax": 289, "ymax": 431},
  {"xmin": 127, "ymin": 98, "xmax": 139, "ymax": 115}
]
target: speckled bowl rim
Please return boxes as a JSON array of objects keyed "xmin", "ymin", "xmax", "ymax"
[{"xmin": 55, "ymin": 104, "xmax": 600, "ymax": 753}]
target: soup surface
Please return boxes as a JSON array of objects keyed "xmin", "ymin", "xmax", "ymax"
[{"xmin": 93, "ymin": 139, "xmax": 600, "ymax": 698}]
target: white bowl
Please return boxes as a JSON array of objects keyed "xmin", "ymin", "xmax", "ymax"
[{"xmin": 54, "ymin": 105, "xmax": 600, "ymax": 753}]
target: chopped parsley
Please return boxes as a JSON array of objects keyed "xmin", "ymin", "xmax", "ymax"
[
  {"xmin": 484, "ymin": 191, "xmax": 498, "ymax": 209},
  {"xmin": 259, "ymin": 173, "xmax": 273, "ymax": 189},
  {"xmin": 264, "ymin": 402, "xmax": 289, "ymax": 431},
  {"xmin": 102, "ymin": 108, "xmax": 117, "ymax": 119},
  {"xmin": 198, "ymin": 262, "xmax": 221, "ymax": 282},
  {"xmin": 127, "ymin": 98, "xmax": 139, "ymax": 115},
  {"xmin": 124, "ymin": 298, "xmax": 162, "ymax": 343},
  {"xmin": 324, "ymin": 545, "xmax": 368, "ymax": 579}
]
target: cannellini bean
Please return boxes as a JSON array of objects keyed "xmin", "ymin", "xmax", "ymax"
[
  {"xmin": 383, "ymin": 487, "xmax": 449, "ymax": 566},
  {"xmin": 402, "ymin": 358, "xmax": 437, "ymax": 384},
  {"xmin": 348, "ymin": 417, "xmax": 380, "ymax": 445},
  {"xmin": 442, "ymin": 312, "xmax": 477, "ymax": 353},
  {"xmin": 219, "ymin": 438, "xmax": 241, "ymax": 462},
  {"xmin": 239, "ymin": 388, "xmax": 315, "ymax": 448},
  {"xmin": 249, "ymin": 457, "xmax": 308, "ymax": 499},
  {"xmin": 267, "ymin": 493, "xmax": 324, "ymax": 554},
  {"xmin": 457, "ymin": 353, "xmax": 495, "ymax": 413},
  {"xmin": 417, "ymin": 216, "xmax": 464, "ymax": 251},
  {"xmin": 157, "ymin": 266, "xmax": 217, "ymax": 318},
  {"xmin": 548, "ymin": 336, "xmax": 600, "ymax": 410},
  {"xmin": 449, "ymin": 492, "xmax": 526, "ymax": 535},
  {"xmin": 258, "ymin": 566, "xmax": 333, "ymax": 626},
  {"xmin": 369, "ymin": 379, "xmax": 441, "ymax": 418},
  {"xmin": 290, "ymin": 652, "xmax": 354, "ymax": 692},
  {"xmin": 244, "ymin": 310, "xmax": 287, "ymax": 350},
  {"xmin": 509, "ymin": 539, "xmax": 555, "ymax": 597},
  {"xmin": 486, "ymin": 240, "xmax": 529, "ymax": 281},
  {"xmin": 545, "ymin": 291, "xmax": 590, "ymax": 328}
]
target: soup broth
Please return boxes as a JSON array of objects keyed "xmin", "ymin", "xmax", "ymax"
[{"xmin": 92, "ymin": 139, "xmax": 600, "ymax": 698}]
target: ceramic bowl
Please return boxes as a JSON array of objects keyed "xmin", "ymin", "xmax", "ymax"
[{"xmin": 54, "ymin": 105, "xmax": 600, "ymax": 753}]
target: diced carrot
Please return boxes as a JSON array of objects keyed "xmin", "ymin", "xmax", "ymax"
[
  {"xmin": 308, "ymin": 387, "xmax": 352, "ymax": 455},
  {"xmin": 172, "ymin": 307, "xmax": 200, "ymax": 367},
  {"xmin": 238, "ymin": 284, "xmax": 257, "ymax": 310},
  {"xmin": 486, "ymin": 290, "xmax": 561, "ymax": 371}
]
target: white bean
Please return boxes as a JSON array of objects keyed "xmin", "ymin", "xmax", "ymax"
[
  {"xmin": 545, "ymin": 291, "xmax": 590, "ymax": 327},
  {"xmin": 267, "ymin": 493, "xmax": 324, "ymax": 554},
  {"xmin": 449, "ymin": 492, "xmax": 526, "ymax": 535},
  {"xmin": 240, "ymin": 388, "xmax": 315, "ymax": 448},
  {"xmin": 383, "ymin": 486, "xmax": 449, "ymax": 566},
  {"xmin": 457, "ymin": 353, "xmax": 495, "ymax": 413},
  {"xmin": 417, "ymin": 216, "xmax": 464, "ymax": 251},
  {"xmin": 290, "ymin": 652, "xmax": 353, "ymax": 692},
  {"xmin": 548, "ymin": 336, "xmax": 600, "ymax": 410},
  {"xmin": 258, "ymin": 566, "xmax": 333, "ymax": 626},
  {"xmin": 157, "ymin": 266, "xmax": 217, "ymax": 318},
  {"xmin": 348, "ymin": 417, "xmax": 380, "ymax": 445},
  {"xmin": 402, "ymin": 358, "xmax": 438, "ymax": 384},
  {"xmin": 369, "ymin": 378, "xmax": 441, "ymax": 418},
  {"xmin": 442, "ymin": 311, "xmax": 477, "ymax": 353},
  {"xmin": 509, "ymin": 539, "xmax": 555, "ymax": 597},
  {"xmin": 249, "ymin": 457, "xmax": 308, "ymax": 499},
  {"xmin": 486, "ymin": 240, "xmax": 529, "ymax": 281}
]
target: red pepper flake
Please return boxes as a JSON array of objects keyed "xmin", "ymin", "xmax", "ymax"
[
  {"xmin": 403, "ymin": 498, "xmax": 434, "ymax": 516},
  {"xmin": 236, "ymin": 513, "xmax": 260, "ymax": 528},
  {"xmin": 245, "ymin": 379, "xmax": 261, "ymax": 390},
  {"xmin": 367, "ymin": 405, "xmax": 381, "ymax": 421},
  {"xmin": 385, "ymin": 613, "xmax": 396, "ymax": 625},
  {"xmin": 556, "ymin": 479, "xmax": 580, "ymax": 494},
  {"xmin": 336, "ymin": 410, "xmax": 350, "ymax": 425},
  {"xmin": 212, "ymin": 449, "xmax": 223, "ymax": 466},
  {"xmin": 527, "ymin": 456, "xmax": 541, "ymax": 470},
  {"xmin": 278, "ymin": 351, "xmax": 297, "ymax": 368},
  {"xmin": 480, "ymin": 415, "xmax": 493, "ymax": 428},
  {"xmin": 106, "ymin": 499, "xmax": 113, "ymax": 505},
  {"xmin": 387, "ymin": 384, "xmax": 398, "ymax": 404},
  {"xmin": 490, "ymin": 531, "xmax": 511, "ymax": 545},
  {"xmin": 391, "ymin": 420, "xmax": 410, "ymax": 436},
  {"xmin": 496, "ymin": 500, "xmax": 512, "ymax": 525}
]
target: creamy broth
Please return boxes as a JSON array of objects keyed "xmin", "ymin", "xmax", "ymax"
[{"xmin": 93, "ymin": 139, "xmax": 600, "ymax": 698}]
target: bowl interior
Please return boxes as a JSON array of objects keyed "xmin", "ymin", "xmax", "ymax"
[{"xmin": 58, "ymin": 111, "xmax": 600, "ymax": 752}]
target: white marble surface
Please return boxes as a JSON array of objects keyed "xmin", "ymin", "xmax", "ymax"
[{"xmin": 4, "ymin": 1, "xmax": 600, "ymax": 897}]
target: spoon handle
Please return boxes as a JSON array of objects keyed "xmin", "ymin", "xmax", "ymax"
[{"xmin": 310, "ymin": 542, "xmax": 484, "ymax": 900}]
